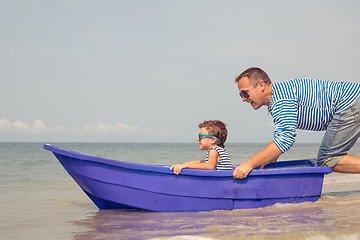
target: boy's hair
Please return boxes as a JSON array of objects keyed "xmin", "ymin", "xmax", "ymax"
[{"xmin": 198, "ymin": 120, "xmax": 228, "ymax": 148}]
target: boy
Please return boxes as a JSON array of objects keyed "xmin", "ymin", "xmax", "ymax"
[{"xmin": 170, "ymin": 120, "xmax": 232, "ymax": 175}]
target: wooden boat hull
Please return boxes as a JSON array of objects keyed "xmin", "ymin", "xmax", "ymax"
[{"xmin": 44, "ymin": 144, "xmax": 331, "ymax": 212}]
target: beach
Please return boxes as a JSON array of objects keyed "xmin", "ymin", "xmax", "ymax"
[{"xmin": 1, "ymin": 142, "xmax": 360, "ymax": 240}]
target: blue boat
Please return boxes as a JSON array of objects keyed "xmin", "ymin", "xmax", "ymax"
[{"xmin": 44, "ymin": 144, "xmax": 331, "ymax": 212}]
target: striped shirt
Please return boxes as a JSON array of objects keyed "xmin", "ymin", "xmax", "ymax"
[
  {"xmin": 205, "ymin": 146, "xmax": 233, "ymax": 170},
  {"xmin": 268, "ymin": 79, "xmax": 360, "ymax": 153}
]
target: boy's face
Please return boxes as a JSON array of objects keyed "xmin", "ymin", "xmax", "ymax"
[{"xmin": 198, "ymin": 127, "xmax": 216, "ymax": 150}]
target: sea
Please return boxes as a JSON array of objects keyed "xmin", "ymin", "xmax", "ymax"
[{"xmin": 1, "ymin": 142, "xmax": 360, "ymax": 240}]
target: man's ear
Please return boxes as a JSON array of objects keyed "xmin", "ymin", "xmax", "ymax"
[{"xmin": 258, "ymin": 80, "xmax": 266, "ymax": 91}]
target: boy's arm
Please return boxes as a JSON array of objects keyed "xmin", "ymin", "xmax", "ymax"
[
  {"xmin": 184, "ymin": 160, "xmax": 206, "ymax": 164},
  {"xmin": 170, "ymin": 150, "xmax": 219, "ymax": 175}
]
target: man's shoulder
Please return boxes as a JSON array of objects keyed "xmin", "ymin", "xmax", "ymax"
[{"xmin": 271, "ymin": 80, "xmax": 299, "ymax": 101}]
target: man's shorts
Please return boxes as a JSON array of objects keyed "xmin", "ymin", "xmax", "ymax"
[{"xmin": 317, "ymin": 95, "xmax": 360, "ymax": 167}]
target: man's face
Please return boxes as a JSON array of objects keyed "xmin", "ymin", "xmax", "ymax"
[{"xmin": 237, "ymin": 76, "xmax": 262, "ymax": 110}]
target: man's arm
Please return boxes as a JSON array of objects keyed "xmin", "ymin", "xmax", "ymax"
[{"xmin": 233, "ymin": 141, "xmax": 282, "ymax": 179}]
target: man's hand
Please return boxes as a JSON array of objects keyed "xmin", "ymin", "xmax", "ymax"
[
  {"xmin": 233, "ymin": 161, "xmax": 254, "ymax": 179},
  {"xmin": 233, "ymin": 141, "xmax": 282, "ymax": 179},
  {"xmin": 260, "ymin": 158, "xmax": 278, "ymax": 169}
]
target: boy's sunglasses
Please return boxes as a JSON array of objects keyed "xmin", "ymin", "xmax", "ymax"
[
  {"xmin": 239, "ymin": 81, "xmax": 259, "ymax": 99},
  {"xmin": 198, "ymin": 134, "xmax": 221, "ymax": 142}
]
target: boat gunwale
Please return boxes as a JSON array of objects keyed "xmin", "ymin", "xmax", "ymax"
[{"xmin": 43, "ymin": 144, "xmax": 332, "ymax": 177}]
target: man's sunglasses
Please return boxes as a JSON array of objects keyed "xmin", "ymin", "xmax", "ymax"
[
  {"xmin": 239, "ymin": 81, "xmax": 259, "ymax": 99},
  {"xmin": 198, "ymin": 134, "xmax": 221, "ymax": 142}
]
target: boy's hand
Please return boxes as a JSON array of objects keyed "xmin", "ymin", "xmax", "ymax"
[{"xmin": 170, "ymin": 164, "xmax": 186, "ymax": 175}]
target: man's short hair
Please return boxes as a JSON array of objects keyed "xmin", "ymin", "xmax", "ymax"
[{"xmin": 235, "ymin": 67, "xmax": 272, "ymax": 85}]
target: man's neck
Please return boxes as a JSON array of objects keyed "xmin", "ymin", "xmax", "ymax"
[{"xmin": 264, "ymin": 83, "xmax": 273, "ymax": 106}]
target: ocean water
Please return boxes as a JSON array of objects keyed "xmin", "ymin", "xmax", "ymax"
[{"xmin": 1, "ymin": 142, "xmax": 360, "ymax": 240}]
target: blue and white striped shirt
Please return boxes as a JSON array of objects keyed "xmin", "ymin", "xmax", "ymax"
[
  {"xmin": 205, "ymin": 146, "xmax": 232, "ymax": 170},
  {"xmin": 268, "ymin": 79, "xmax": 360, "ymax": 153}
]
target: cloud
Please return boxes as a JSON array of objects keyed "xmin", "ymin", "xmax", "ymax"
[
  {"xmin": 0, "ymin": 118, "xmax": 67, "ymax": 134},
  {"xmin": 82, "ymin": 122, "xmax": 142, "ymax": 135},
  {"xmin": 0, "ymin": 118, "xmax": 182, "ymax": 138}
]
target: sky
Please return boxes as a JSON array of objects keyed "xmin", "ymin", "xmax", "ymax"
[{"xmin": 1, "ymin": 0, "xmax": 360, "ymax": 143}]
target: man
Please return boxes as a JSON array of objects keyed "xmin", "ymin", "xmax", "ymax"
[{"xmin": 233, "ymin": 67, "xmax": 360, "ymax": 179}]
